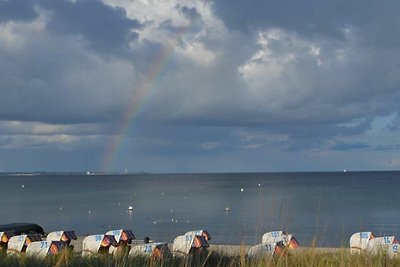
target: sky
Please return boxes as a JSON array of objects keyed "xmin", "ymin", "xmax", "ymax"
[{"xmin": 1, "ymin": 0, "xmax": 400, "ymax": 173}]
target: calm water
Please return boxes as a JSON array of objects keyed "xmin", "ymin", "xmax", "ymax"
[{"xmin": 0, "ymin": 171, "xmax": 399, "ymax": 247}]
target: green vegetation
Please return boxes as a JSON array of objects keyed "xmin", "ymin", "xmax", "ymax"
[{"xmin": 1, "ymin": 249, "xmax": 400, "ymax": 267}]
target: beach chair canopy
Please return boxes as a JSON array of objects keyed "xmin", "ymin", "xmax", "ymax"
[
  {"xmin": 46, "ymin": 231, "xmax": 77, "ymax": 243},
  {"xmin": 0, "ymin": 223, "xmax": 45, "ymax": 236},
  {"xmin": 105, "ymin": 229, "xmax": 135, "ymax": 243},
  {"xmin": 248, "ymin": 241, "xmax": 285, "ymax": 259},
  {"xmin": 25, "ymin": 241, "xmax": 65, "ymax": 258},
  {"xmin": 173, "ymin": 234, "xmax": 209, "ymax": 255},
  {"xmin": 7, "ymin": 234, "xmax": 42, "ymax": 254},
  {"xmin": 350, "ymin": 232, "xmax": 375, "ymax": 251},
  {"xmin": 184, "ymin": 230, "xmax": 211, "ymax": 241},
  {"xmin": 262, "ymin": 231, "xmax": 299, "ymax": 249},
  {"xmin": 82, "ymin": 234, "xmax": 117, "ymax": 256},
  {"xmin": 129, "ymin": 242, "xmax": 170, "ymax": 258},
  {"xmin": 262, "ymin": 231, "xmax": 287, "ymax": 244}
]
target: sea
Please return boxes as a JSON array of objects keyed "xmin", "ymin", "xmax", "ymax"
[{"xmin": 0, "ymin": 171, "xmax": 399, "ymax": 247}]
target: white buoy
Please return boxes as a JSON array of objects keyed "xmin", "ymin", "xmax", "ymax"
[
  {"xmin": 258, "ymin": 183, "xmax": 261, "ymax": 187},
  {"xmin": 21, "ymin": 184, "xmax": 24, "ymax": 188},
  {"xmin": 128, "ymin": 206, "xmax": 133, "ymax": 212},
  {"xmin": 88, "ymin": 210, "xmax": 91, "ymax": 214},
  {"xmin": 240, "ymin": 188, "xmax": 244, "ymax": 192},
  {"xmin": 225, "ymin": 207, "xmax": 231, "ymax": 212}
]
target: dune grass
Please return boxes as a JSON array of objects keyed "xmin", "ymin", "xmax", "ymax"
[{"xmin": 1, "ymin": 248, "xmax": 400, "ymax": 267}]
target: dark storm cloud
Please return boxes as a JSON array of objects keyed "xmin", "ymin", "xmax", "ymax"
[
  {"xmin": 41, "ymin": 0, "xmax": 142, "ymax": 55},
  {"xmin": 0, "ymin": 0, "xmax": 38, "ymax": 23},
  {"xmin": 213, "ymin": 0, "xmax": 400, "ymax": 47}
]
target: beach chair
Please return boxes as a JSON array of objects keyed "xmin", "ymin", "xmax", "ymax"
[
  {"xmin": 262, "ymin": 231, "xmax": 299, "ymax": 249},
  {"xmin": 365, "ymin": 236, "xmax": 399, "ymax": 256},
  {"xmin": 7, "ymin": 234, "xmax": 42, "ymax": 255},
  {"xmin": 82, "ymin": 234, "xmax": 118, "ymax": 257},
  {"xmin": 248, "ymin": 241, "xmax": 285, "ymax": 259},
  {"xmin": 172, "ymin": 231, "xmax": 209, "ymax": 256},
  {"xmin": 105, "ymin": 229, "xmax": 135, "ymax": 256},
  {"xmin": 0, "ymin": 232, "xmax": 12, "ymax": 253},
  {"xmin": 349, "ymin": 232, "xmax": 375, "ymax": 253},
  {"xmin": 47, "ymin": 231, "xmax": 77, "ymax": 247},
  {"xmin": 129, "ymin": 242, "xmax": 171, "ymax": 259},
  {"xmin": 25, "ymin": 240, "xmax": 66, "ymax": 258}
]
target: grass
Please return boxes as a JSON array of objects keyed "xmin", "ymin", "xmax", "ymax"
[{"xmin": 1, "ymin": 248, "xmax": 400, "ymax": 267}]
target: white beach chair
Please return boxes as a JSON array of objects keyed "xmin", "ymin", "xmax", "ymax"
[
  {"xmin": 349, "ymin": 232, "xmax": 375, "ymax": 253},
  {"xmin": 47, "ymin": 231, "xmax": 77, "ymax": 247},
  {"xmin": 105, "ymin": 229, "xmax": 135, "ymax": 255},
  {"xmin": 82, "ymin": 234, "xmax": 117, "ymax": 257},
  {"xmin": 248, "ymin": 241, "xmax": 285, "ymax": 259},
  {"xmin": 172, "ymin": 231, "xmax": 209, "ymax": 256},
  {"xmin": 129, "ymin": 242, "xmax": 171, "ymax": 259},
  {"xmin": 25, "ymin": 240, "xmax": 66, "ymax": 258},
  {"xmin": 364, "ymin": 236, "xmax": 399, "ymax": 257},
  {"xmin": 262, "ymin": 231, "xmax": 299, "ymax": 249},
  {"xmin": 7, "ymin": 234, "xmax": 42, "ymax": 255}
]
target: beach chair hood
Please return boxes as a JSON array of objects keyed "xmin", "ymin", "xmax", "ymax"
[
  {"xmin": 184, "ymin": 230, "xmax": 211, "ymax": 241},
  {"xmin": 105, "ymin": 229, "xmax": 135, "ymax": 243},
  {"xmin": 350, "ymin": 232, "xmax": 375, "ymax": 252},
  {"xmin": 7, "ymin": 234, "xmax": 42, "ymax": 255},
  {"xmin": 26, "ymin": 241, "xmax": 65, "ymax": 258},
  {"xmin": 46, "ymin": 231, "xmax": 77, "ymax": 243},
  {"xmin": 82, "ymin": 234, "xmax": 117, "ymax": 256},
  {"xmin": 262, "ymin": 231, "xmax": 299, "ymax": 249},
  {"xmin": 262, "ymin": 231, "xmax": 286, "ymax": 244}
]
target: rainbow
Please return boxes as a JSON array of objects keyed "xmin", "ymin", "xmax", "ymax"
[{"xmin": 100, "ymin": 23, "xmax": 193, "ymax": 172}]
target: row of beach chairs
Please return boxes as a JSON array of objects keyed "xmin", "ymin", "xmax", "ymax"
[
  {"xmin": 7, "ymin": 229, "xmax": 399, "ymax": 259},
  {"xmin": 0, "ymin": 229, "xmax": 212, "ymax": 259}
]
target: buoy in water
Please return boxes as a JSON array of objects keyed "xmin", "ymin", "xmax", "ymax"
[
  {"xmin": 128, "ymin": 206, "xmax": 133, "ymax": 212},
  {"xmin": 225, "ymin": 207, "xmax": 231, "ymax": 212}
]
